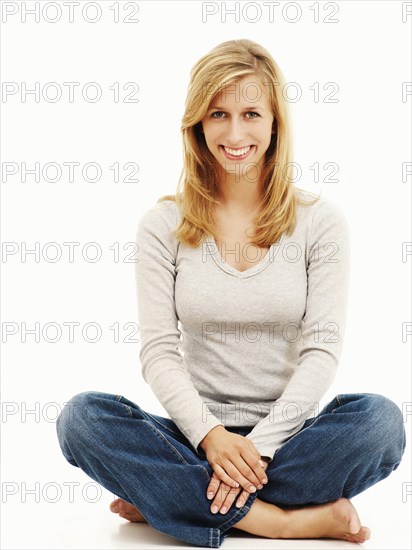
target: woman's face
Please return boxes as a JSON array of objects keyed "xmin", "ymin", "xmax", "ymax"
[{"xmin": 200, "ymin": 74, "xmax": 275, "ymax": 179}]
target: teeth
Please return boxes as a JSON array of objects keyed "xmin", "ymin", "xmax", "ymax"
[{"xmin": 223, "ymin": 146, "xmax": 251, "ymax": 157}]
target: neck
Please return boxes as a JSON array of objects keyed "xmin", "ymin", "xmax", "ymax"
[{"xmin": 216, "ymin": 169, "xmax": 264, "ymax": 215}]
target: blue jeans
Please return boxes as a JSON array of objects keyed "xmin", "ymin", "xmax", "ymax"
[{"xmin": 56, "ymin": 391, "xmax": 406, "ymax": 548}]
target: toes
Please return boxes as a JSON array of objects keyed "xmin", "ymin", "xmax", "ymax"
[
  {"xmin": 110, "ymin": 499, "xmax": 121, "ymax": 513},
  {"xmin": 344, "ymin": 526, "xmax": 371, "ymax": 544},
  {"xmin": 352, "ymin": 526, "xmax": 371, "ymax": 541},
  {"xmin": 344, "ymin": 534, "xmax": 365, "ymax": 543},
  {"xmin": 344, "ymin": 527, "xmax": 370, "ymax": 543},
  {"xmin": 110, "ymin": 498, "xmax": 144, "ymax": 523},
  {"xmin": 113, "ymin": 500, "xmax": 128, "ymax": 516},
  {"xmin": 360, "ymin": 526, "xmax": 371, "ymax": 540}
]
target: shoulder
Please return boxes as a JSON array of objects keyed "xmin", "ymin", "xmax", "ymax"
[
  {"xmin": 135, "ymin": 199, "xmax": 180, "ymax": 260},
  {"xmin": 136, "ymin": 198, "xmax": 180, "ymax": 237},
  {"xmin": 295, "ymin": 189, "xmax": 349, "ymax": 234}
]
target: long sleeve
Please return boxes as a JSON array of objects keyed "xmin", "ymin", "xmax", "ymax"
[
  {"xmin": 135, "ymin": 201, "xmax": 224, "ymax": 454},
  {"xmin": 245, "ymin": 199, "xmax": 351, "ymax": 462}
]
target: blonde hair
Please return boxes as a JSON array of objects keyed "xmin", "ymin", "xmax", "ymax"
[{"xmin": 158, "ymin": 38, "xmax": 320, "ymax": 247}]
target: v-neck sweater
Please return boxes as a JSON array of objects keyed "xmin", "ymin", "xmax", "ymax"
[{"xmin": 134, "ymin": 190, "xmax": 351, "ymax": 462}]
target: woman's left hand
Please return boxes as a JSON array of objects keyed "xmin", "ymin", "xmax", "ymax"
[{"xmin": 207, "ymin": 458, "xmax": 269, "ymax": 515}]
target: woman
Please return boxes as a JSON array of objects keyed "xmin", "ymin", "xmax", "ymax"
[{"xmin": 56, "ymin": 39, "xmax": 406, "ymax": 548}]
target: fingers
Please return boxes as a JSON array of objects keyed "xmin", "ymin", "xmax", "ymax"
[
  {"xmin": 206, "ymin": 474, "xmax": 221, "ymax": 499},
  {"xmin": 219, "ymin": 487, "xmax": 250, "ymax": 514},
  {"xmin": 214, "ymin": 462, "xmax": 253, "ymax": 494},
  {"xmin": 206, "ymin": 469, "xmax": 238, "ymax": 503},
  {"xmin": 209, "ymin": 482, "xmax": 245, "ymax": 515},
  {"xmin": 208, "ymin": 463, "xmax": 240, "ymax": 492},
  {"xmin": 207, "ymin": 468, "xmax": 266, "ymax": 515},
  {"xmin": 234, "ymin": 488, "xmax": 250, "ymax": 509},
  {"xmin": 206, "ymin": 440, "xmax": 269, "ymax": 499},
  {"xmin": 224, "ymin": 453, "xmax": 268, "ymax": 493},
  {"xmin": 206, "ymin": 472, "xmax": 233, "ymax": 513},
  {"xmin": 241, "ymin": 451, "xmax": 269, "ymax": 488}
]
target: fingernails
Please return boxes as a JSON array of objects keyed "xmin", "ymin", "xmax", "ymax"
[
  {"xmin": 257, "ymin": 484, "xmax": 263, "ymax": 490},
  {"xmin": 249, "ymin": 486, "xmax": 257, "ymax": 492},
  {"xmin": 207, "ymin": 492, "xmax": 214, "ymax": 499},
  {"xmin": 211, "ymin": 505, "xmax": 218, "ymax": 514},
  {"xmin": 220, "ymin": 506, "xmax": 227, "ymax": 514}
]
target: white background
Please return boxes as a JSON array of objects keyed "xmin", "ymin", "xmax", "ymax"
[{"xmin": 1, "ymin": 0, "xmax": 411, "ymax": 548}]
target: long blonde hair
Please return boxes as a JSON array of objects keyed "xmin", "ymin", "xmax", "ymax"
[{"xmin": 158, "ymin": 38, "xmax": 319, "ymax": 247}]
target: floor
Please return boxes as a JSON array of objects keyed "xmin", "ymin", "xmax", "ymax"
[{"xmin": 2, "ymin": 464, "xmax": 410, "ymax": 549}]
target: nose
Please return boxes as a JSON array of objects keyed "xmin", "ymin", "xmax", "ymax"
[{"xmin": 224, "ymin": 117, "xmax": 247, "ymax": 147}]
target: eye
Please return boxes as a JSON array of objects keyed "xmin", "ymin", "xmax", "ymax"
[{"xmin": 210, "ymin": 110, "xmax": 260, "ymax": 119}]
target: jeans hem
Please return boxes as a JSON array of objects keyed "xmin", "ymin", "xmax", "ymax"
[{"xmin": 209, "ymin": 490, "xmax": 259, "ymax": 547}]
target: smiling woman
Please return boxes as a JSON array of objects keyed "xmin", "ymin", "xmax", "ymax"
[
  {"xmin": 201, "ymin": 76, "xmax": 275, "ymax": 173},
  {"xmin": 56, "ymin": 38, "xmax": 406, "ymax": 549},
  {"xmin": 157, "ymin": 37, "xmax": 307, "ymax": 254}
]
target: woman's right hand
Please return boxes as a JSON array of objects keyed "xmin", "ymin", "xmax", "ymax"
[{"xmin": 199, "ymin": 425, "xmax": 269, "ymax": 494}]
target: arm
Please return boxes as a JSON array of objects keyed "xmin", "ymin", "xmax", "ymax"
[
  {"xmin": 135, "ymin": 201, "xmax": 224, "ymax": 454},
  {"xmin": 244, "ymin": 198, "xmax": 351, "ymax": 462}
]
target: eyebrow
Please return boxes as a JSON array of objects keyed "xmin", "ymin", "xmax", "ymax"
[{"xmin": 208, "ymin": 105, "xmax": 263, "ymax": 111}]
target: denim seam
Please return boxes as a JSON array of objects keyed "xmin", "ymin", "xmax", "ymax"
[
  {"xmin": 115, "ymin": 395, "xmax": 181, "ymax": 435},
  {"xmin": 143, "ymin": 420, "xmax": 211, "ymax": 482},
  {"xmin": 198, "ymin": 464, "xmax": 212, "ymax": 483},
  {"xmin": 144, "ymin": 420, "xmax": 189, "ymax": 465},
  {"xmin": 213, "ymin": 490, "xmax": 258, "ymax": 545},
  {"xmin": 117, "ymin": 395, "xmax": 184, "ymax": 437},
  {"xmin": 209, "ymin": 527, "xmax": 219, "ymax": 547},
  {"xmin": 143, "ymin": 410, "xmax": 184, "ymax": 437},
  {"xmin": 115, "ymin": 395, "xmax": 133, "ymax": 417},
  {"xmin": 218, "ymin": 502, "xmax": 253, "ymax": 530}
]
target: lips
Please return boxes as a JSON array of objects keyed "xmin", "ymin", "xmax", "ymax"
[{"xmin": 220, "ymin": 145, "xmax": 255, "ymax": 160}]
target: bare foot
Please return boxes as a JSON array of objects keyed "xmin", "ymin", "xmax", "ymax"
[
  {"xmin": 110, "ymin": 498, "xmax": 147, "ymax": 523},
  {"xmin": 281, "ymin": 497, "xmax": 371, "ymax": 543}
]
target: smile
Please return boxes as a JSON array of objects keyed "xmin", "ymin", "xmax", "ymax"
[{"xmin": 220, "ymin": 145, "xmax": 254, "ymax": 160}]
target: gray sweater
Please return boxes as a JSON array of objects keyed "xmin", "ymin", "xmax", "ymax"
[{"xmin": 135, "ymin": 190, "xmax": 350, "ymax": 462}]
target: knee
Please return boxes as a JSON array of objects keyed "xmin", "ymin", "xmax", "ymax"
[
  {"xmin": 362, "ymin": 393, "xmax": 406, "ymax": 465},
  {"xmin": 365, "ymin": 393, "xmax": 403, "ymax": 430},
  {"xmin": 56, "ymin": 391, "xmax": 105, "ymax": 442}
]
